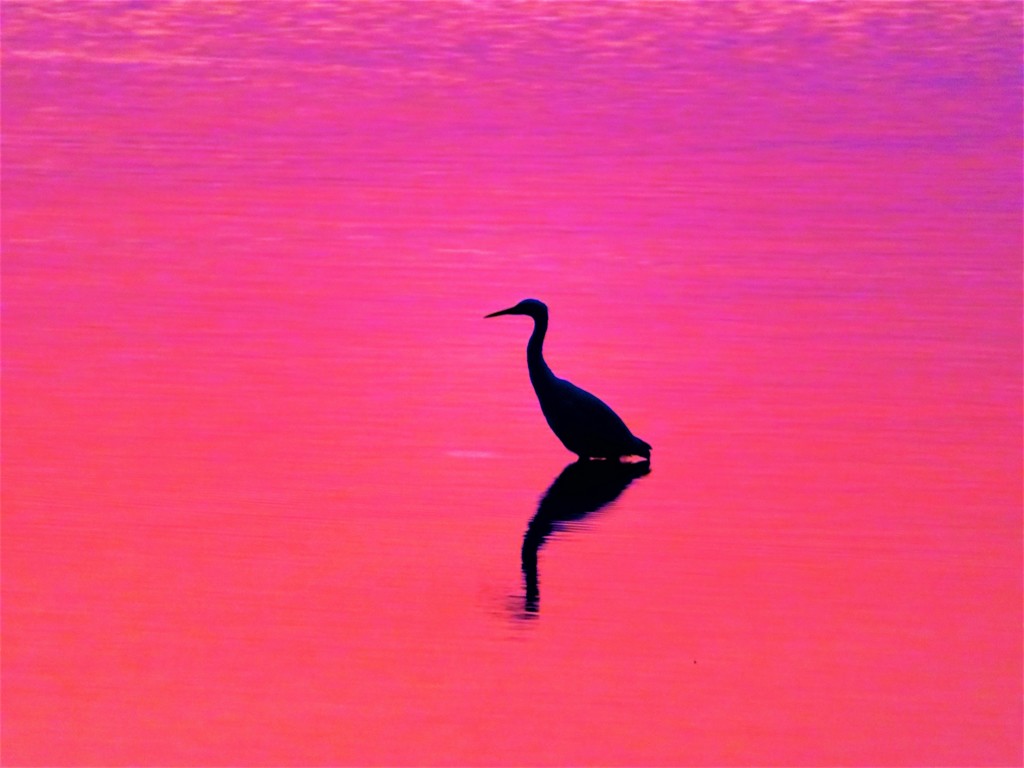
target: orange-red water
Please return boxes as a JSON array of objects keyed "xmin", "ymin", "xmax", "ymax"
[{"xmin": 3, "ymin": 2, "xmax": 1021, "ymax": 765}]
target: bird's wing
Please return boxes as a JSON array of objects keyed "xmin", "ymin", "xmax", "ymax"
[{"xmin": 543, "ymin": 378, "xmax": 632, "ymax": 453}]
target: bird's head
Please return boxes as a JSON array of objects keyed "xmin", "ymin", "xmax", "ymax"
[{"xmin": 485, "ymin": 298, "xmax": 548, "ymax": 321}]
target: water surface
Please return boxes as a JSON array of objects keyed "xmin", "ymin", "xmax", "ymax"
[{"xmin": 3, "ymin": 2, "xmax": 1021, "ymax": 765}]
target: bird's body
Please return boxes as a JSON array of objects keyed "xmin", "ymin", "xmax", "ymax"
[{"xmin": 486, "ymin": 299, "xmax": 651, "ymax": 461}]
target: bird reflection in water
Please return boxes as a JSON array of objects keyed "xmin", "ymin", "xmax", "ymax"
[{"xmin": 521, "ymin": 459, "xmax": 650, "ymax": 615}]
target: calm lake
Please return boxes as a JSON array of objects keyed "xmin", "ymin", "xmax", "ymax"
[{"xmin": 3, "ymin": 1, "xmax": 1021, "ymax": 765}]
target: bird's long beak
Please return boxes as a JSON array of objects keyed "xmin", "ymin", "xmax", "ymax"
[{"xmin": 484, "ymin": 306, "xmax": 517, "ymax": 318}]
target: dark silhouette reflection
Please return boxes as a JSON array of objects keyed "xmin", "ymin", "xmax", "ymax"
[{"xmin": 522, "ymin": 459, "xmax": 650, "ymax": 615}]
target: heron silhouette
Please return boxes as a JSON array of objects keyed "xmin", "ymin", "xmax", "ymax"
[{"xmin": 485, "ymin": 299, "xmax": 651, "ymax": 461}]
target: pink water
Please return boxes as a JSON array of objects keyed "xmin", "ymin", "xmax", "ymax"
[{"xmin": 3, "ymin": 2, "xmax": 1021, "ymax": 765}]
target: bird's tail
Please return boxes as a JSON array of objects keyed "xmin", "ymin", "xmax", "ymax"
[{"xmin": 632, "ymin": 436, "xmax": 652, "ymax": 460}]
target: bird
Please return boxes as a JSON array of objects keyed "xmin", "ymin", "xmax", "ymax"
[{"xmin": 485, "ymin": 298, "xmax": 651, "ymax": 461}]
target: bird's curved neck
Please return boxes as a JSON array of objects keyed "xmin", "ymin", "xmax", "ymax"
[{"xmin": 527, "ymin": 313, "xmax": 555, "ymax": 387}]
